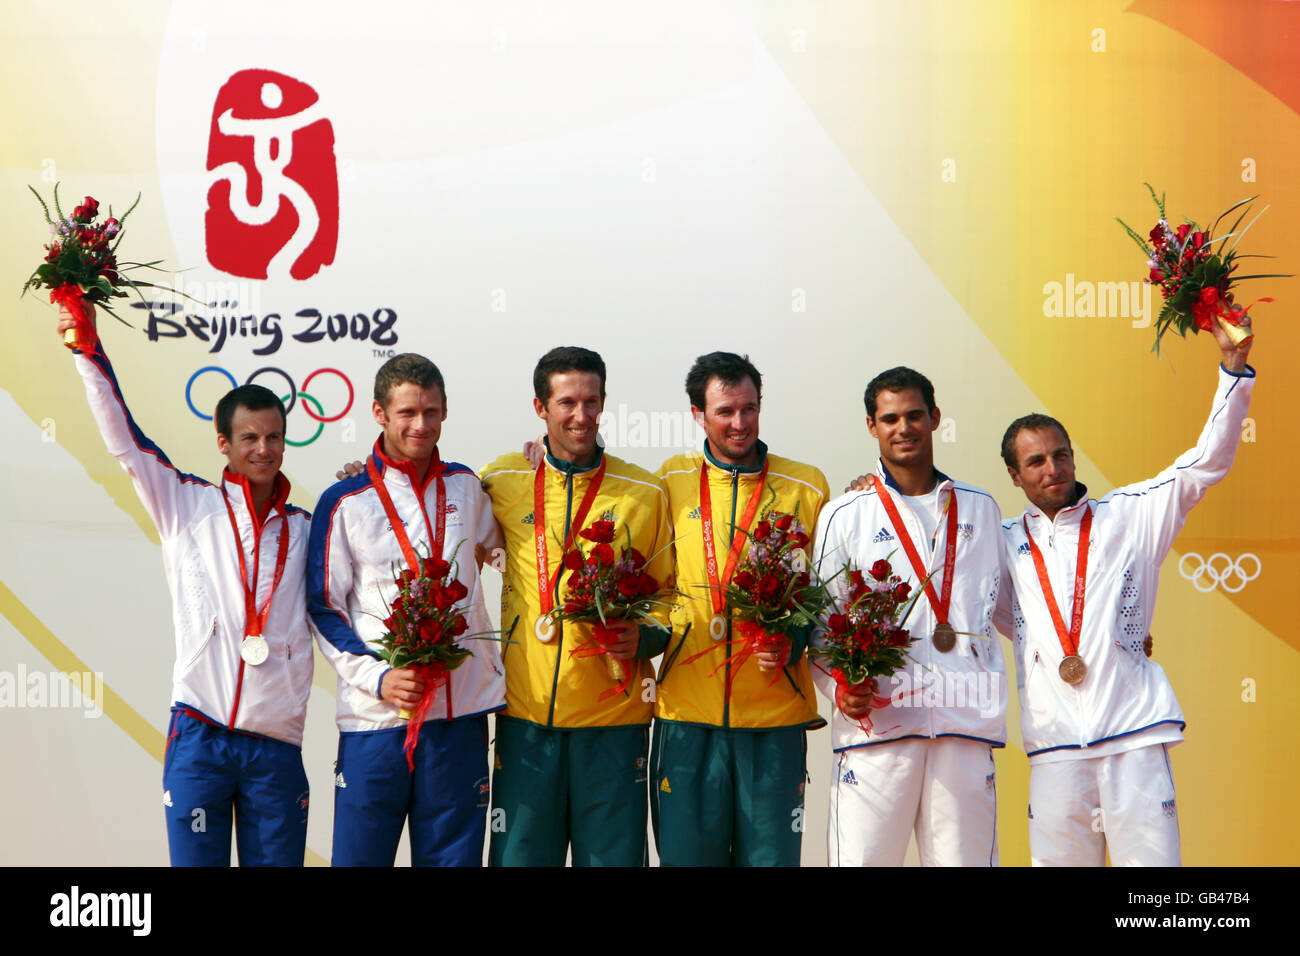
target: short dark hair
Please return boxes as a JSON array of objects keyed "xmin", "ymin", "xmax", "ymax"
[
  {"xmin": 374, "ymin": 353, "xmax": 446, "ymax": 408},
  {"xmin": 685, "ymin": 352, "xmax": 762, "ymax": 410},
  {"xmin": 864, "ymin": 367, "xmax": 937, "ymax": 419},
  {"xmin": 215, "ymin": 385, "xmax": 287, "ymax": 441},
  {"xmin": 1001, "ymin": 414, "xmax": 1071, "ymax": 470},
  {"xmin": 533, "ymin": 346, "xmax": 606, "ymax": 404}
]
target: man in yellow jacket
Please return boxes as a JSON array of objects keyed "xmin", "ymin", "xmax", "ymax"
[
  {"xmin": 653, "ymin": 352, "xmax": 829, "ymax": 865},
  {"xmin": 481, "ymin": 346, "xmax": 673, "ymax": 866}
]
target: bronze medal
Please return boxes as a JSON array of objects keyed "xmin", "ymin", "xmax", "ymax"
[
  {"xmin": 932, "ymin": 621, "xmax": 956, "ymax": 653},
  {"xmin": 1058, "ymin": 654, "xmax": 1087, "ymax": 685}
]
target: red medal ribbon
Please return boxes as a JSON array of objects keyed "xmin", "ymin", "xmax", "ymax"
[
  {"xmin": 1022, "ymin": 504, "xmax": 1093, "ymax": 660},
  {"xmin": 533, "ymin": 457, "xmax": 607, "ymax": 615},
  {"xmin": 221, "ymin": 492, "xmax": 290, "ymax": 643},
  {"xmin": 365, "ymin": 458, "xmax": 446, "ymax": 579},
  {"xmin": 871, "ymin": 475, "xmax": 958, "ymax": 630},
  {"xmin": 698, "ymin": 459, "xmax": 770, "ymax": 614}
]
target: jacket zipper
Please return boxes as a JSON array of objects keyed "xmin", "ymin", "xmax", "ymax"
[
  {"xmin": 722, "ymin": 466, "xmax": 739, "ymax": 728},
  {"xmin": 544, "ymin": 470, "xmax": 574, "ymax": 729}
]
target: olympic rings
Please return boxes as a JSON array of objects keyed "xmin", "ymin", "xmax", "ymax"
[
  {"xmin": 185, "ymin": 366, "xmax": 238, "ymax": 420},
  {"xmin": 281, "ymin": 392, "xmax": 325, "ymax": 447},
  {"xmin": 1177, "ymin": 551, "xmax": 1261, "ymax": 594},
  {"xmin": 302, "ymin": 368, "xmax": 353, "ymax": 422},
  {"xmin": 185, "ymin": 366, "xmax": 355, "ymax": 446},
  {"xmin": 247, "ymin": 367, "xmax": 297, "ymax": 416}
]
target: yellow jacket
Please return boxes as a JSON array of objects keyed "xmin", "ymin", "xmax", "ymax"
[
  {"xmin": 481, "ymin": 445, "xmax": 672, "ymax": 729},
  {"xmin": 655, "ymin": 441, "xmax": 829, "ymax": 730}
]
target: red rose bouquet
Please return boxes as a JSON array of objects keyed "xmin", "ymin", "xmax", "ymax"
[
  {"xmin": 811, "ymin": 556, "xmax": 924, "ymax": 733},
  {"xmin": 23, "ymin": 184, "xmax": 173, "ymax": 352},
  {"xmin": 374, "ymin": 544, "xmax": 487, "ymax": 769},
  {"xmin": 545, "ymin": 518, "xmax": 670, "ymax": 701},
  {"xmin": 1116, "ymin": 184, "xmax": 1289, "ymax": 354},
  {"xmin": 684, "ymin": 508, "xmax": 830, "ymax": 687}
]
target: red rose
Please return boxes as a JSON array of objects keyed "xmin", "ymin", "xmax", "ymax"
[
  {"xmin": 1175, "ymin": 222, "xmax": 1191, "ymax": 242},
  {"xmin": 887, "ymin": 626, "xmax": 909, "ymax": 647},
  {"xmin": 827, "ymin": 613, "xmax": 849, "ymax": 634},
  {"xmin": 1148, "ymin": 268, "xmax": 1164, "ymax": 284},
  {"xmin": 1192, "ymin": 230, "xmax": 1207, "ymax": 250},
  {"xmin": 789, "ymin": 531, "xmax": 809, "ymax": 549},
  {"xmin": 1199, "ymin": 286, "xmax": 1219, "ymax": 306},
  {"xmin": 848, "ymin": 570, "xmax": 865, "ymax": 589},
  {"xmin": 422, "ymin": 557, "xmax": 450, "ymax": 581},
  {"xmin": 638, "ymin": 572, "xmax": 659, "ymax": 596},
  {"xmin": 1148, "ymin": 225, "xmax": 1165, "ymax": 245},
  {"xmin": 1192, "ymin": 301, "xmax": 1214, "ymax": 332},
  {"xmin": 870, "ymin": 559, "xmax": 891, "ymax": 582},
  {"xmin": 563, "ymin": 550, "xmax": 585, "ymax": 572},
  {"xmin": 447, "ymin": 579, "xmax": 468, "ymax": 603},
  {"xmin": 893, "ymin": 582, "xmax": 911, "ymax": 601},
  {"xmin": 616, "ymin": 574, "xmax": 641, "ymax": 598},
  {"xmin": 418, "ymin": 620, "xmax": 444, "ymax": 646},
  {"xmin": 591, "ymin": 543, "xmax": 616, "ymax": 566},
  {"xmin": 753, "ymin": 520, "xmax": 771, "ymax": 540},
  {"xmin": 580, "ymin": 520, "xmax": 616, "ymax": 544},
  {"xmin": 774, "ymin": 514, "xmax": 793, "ymax": 532},
  {"xmin": 757, "ymin": 574, "xmax": 783, "ymax": 602},
  {"xmin": 450, "ymin": 616, "xmax": 468, "ymax": 636},
  {"xmin": 734, "ymin": 569, "xmax": 756, "ymax": 591},
  {"xmin": 431, "ymin": 584, "xmax": 455, "ymax": 611},
  {"xmin": 627, "ymin": 548, "xmax": 646, "ymax": 569}
]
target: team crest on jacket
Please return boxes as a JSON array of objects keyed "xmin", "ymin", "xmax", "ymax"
[
  {"xmin": 872, "ymin": 527, "xmax": 895, "ymax": 543},
  {"xmin": 474, "ymin": 775, "xmax": 490, "ymax": 808},
  {"xmin": 958, "ymin": 523, "xmax": 975, "ymax": 541},
  {"xmin": 634, "ymin": 755, "xmax": 647, "ymax": 784},
  {"xmin": 1162, "ymin": 799, "xmax": 1177, "ymax": 818}
]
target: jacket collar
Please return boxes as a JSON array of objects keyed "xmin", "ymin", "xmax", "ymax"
[
  {"xmin": 221, "ymin": 469, "xmax": 289, "ymax": 529},
  {"xmin": 1021, "ymin": 482, "xmax": 1091, "ymax": 527},
  {"xmin": 542, "ymin": 436, "xmax": 605, "ymax": 476},
  {"xmin": 875, "ymin": 458, "xmax": 951, "ymax": 495},
  {"xmin": 702, "ymin": 438, "xmax": 768, "ymax": 475},
  {"xmin": 371, "ymin": 436, "xmax": 443, "ymax": 494}
]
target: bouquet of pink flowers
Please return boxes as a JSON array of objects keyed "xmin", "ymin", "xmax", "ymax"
[{"xmin": 1116, "ymin": 184, "xmax": 1289, "ymax": 354}]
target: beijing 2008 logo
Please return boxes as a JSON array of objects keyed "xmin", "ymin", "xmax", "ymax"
[
  {"xmin": 205, "ymin": 69, "xmax": 338, "ymax": 280},
  {"xmin": 186, "ymin": 367, "xmax": 353, "ymax": 446}
]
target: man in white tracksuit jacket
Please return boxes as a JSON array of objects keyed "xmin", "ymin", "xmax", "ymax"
[
  {"xmin": 997, "ymin": 322, "xmax": 1254, "ymax": 865},
  {"xmin": 308, "ymin": 353, "xmax": 505, "ymax": 866},
  {"xmin": 813, "ymin": 367, "xmax": 1007, "ymax": 866},
  {"xmin": 58, "ymin": 304, "xmax": 315, "ymax": 866}
]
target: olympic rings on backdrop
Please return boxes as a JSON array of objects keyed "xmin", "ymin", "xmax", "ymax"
[
  {"xmin": 185, "ymin": 367, "xmax": 237, "ymax": 420},
  {"xmin": 280, "ymin": 393, "xmax": 324, "ymax": 447},
  {"xmin": 185, "ymin": 367, "xmax": 355, "ymax": 446},
  {"xmin": 1177, "ymin": 551, "xmax": 1261, "ymax": 594}
]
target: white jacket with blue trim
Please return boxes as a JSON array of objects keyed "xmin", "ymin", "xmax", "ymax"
[
  {"xmin": 73, "ymin": 343, "xmax": 314, "ymax": 746},
  {"xmin": 812, "ymin": 463, "xmax": 1008, "ymax": 753},
  {"xmin": 308, "ymin": 439, "xmax": 505, "ymax": 733},
  {"xmin": 998, "ymin": 364, "xmax": 1254, "ymax": 763}
]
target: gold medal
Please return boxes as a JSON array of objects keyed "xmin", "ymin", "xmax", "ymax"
[
  {"xmin": 932, "ymin": 621, "xmax": 956, "ymax": 653},
  {"xmin": 1059, "ymin": 654, "xmax": 1087, "ymax": 685}
]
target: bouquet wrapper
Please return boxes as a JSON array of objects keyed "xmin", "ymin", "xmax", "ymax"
[
  {"xmin": 51, "ymin": 284, "xmax": 97, "ymax": 353},
  {"xmin": 399, "ymin": 662, "xmax": 449, "ymax": 772}
]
